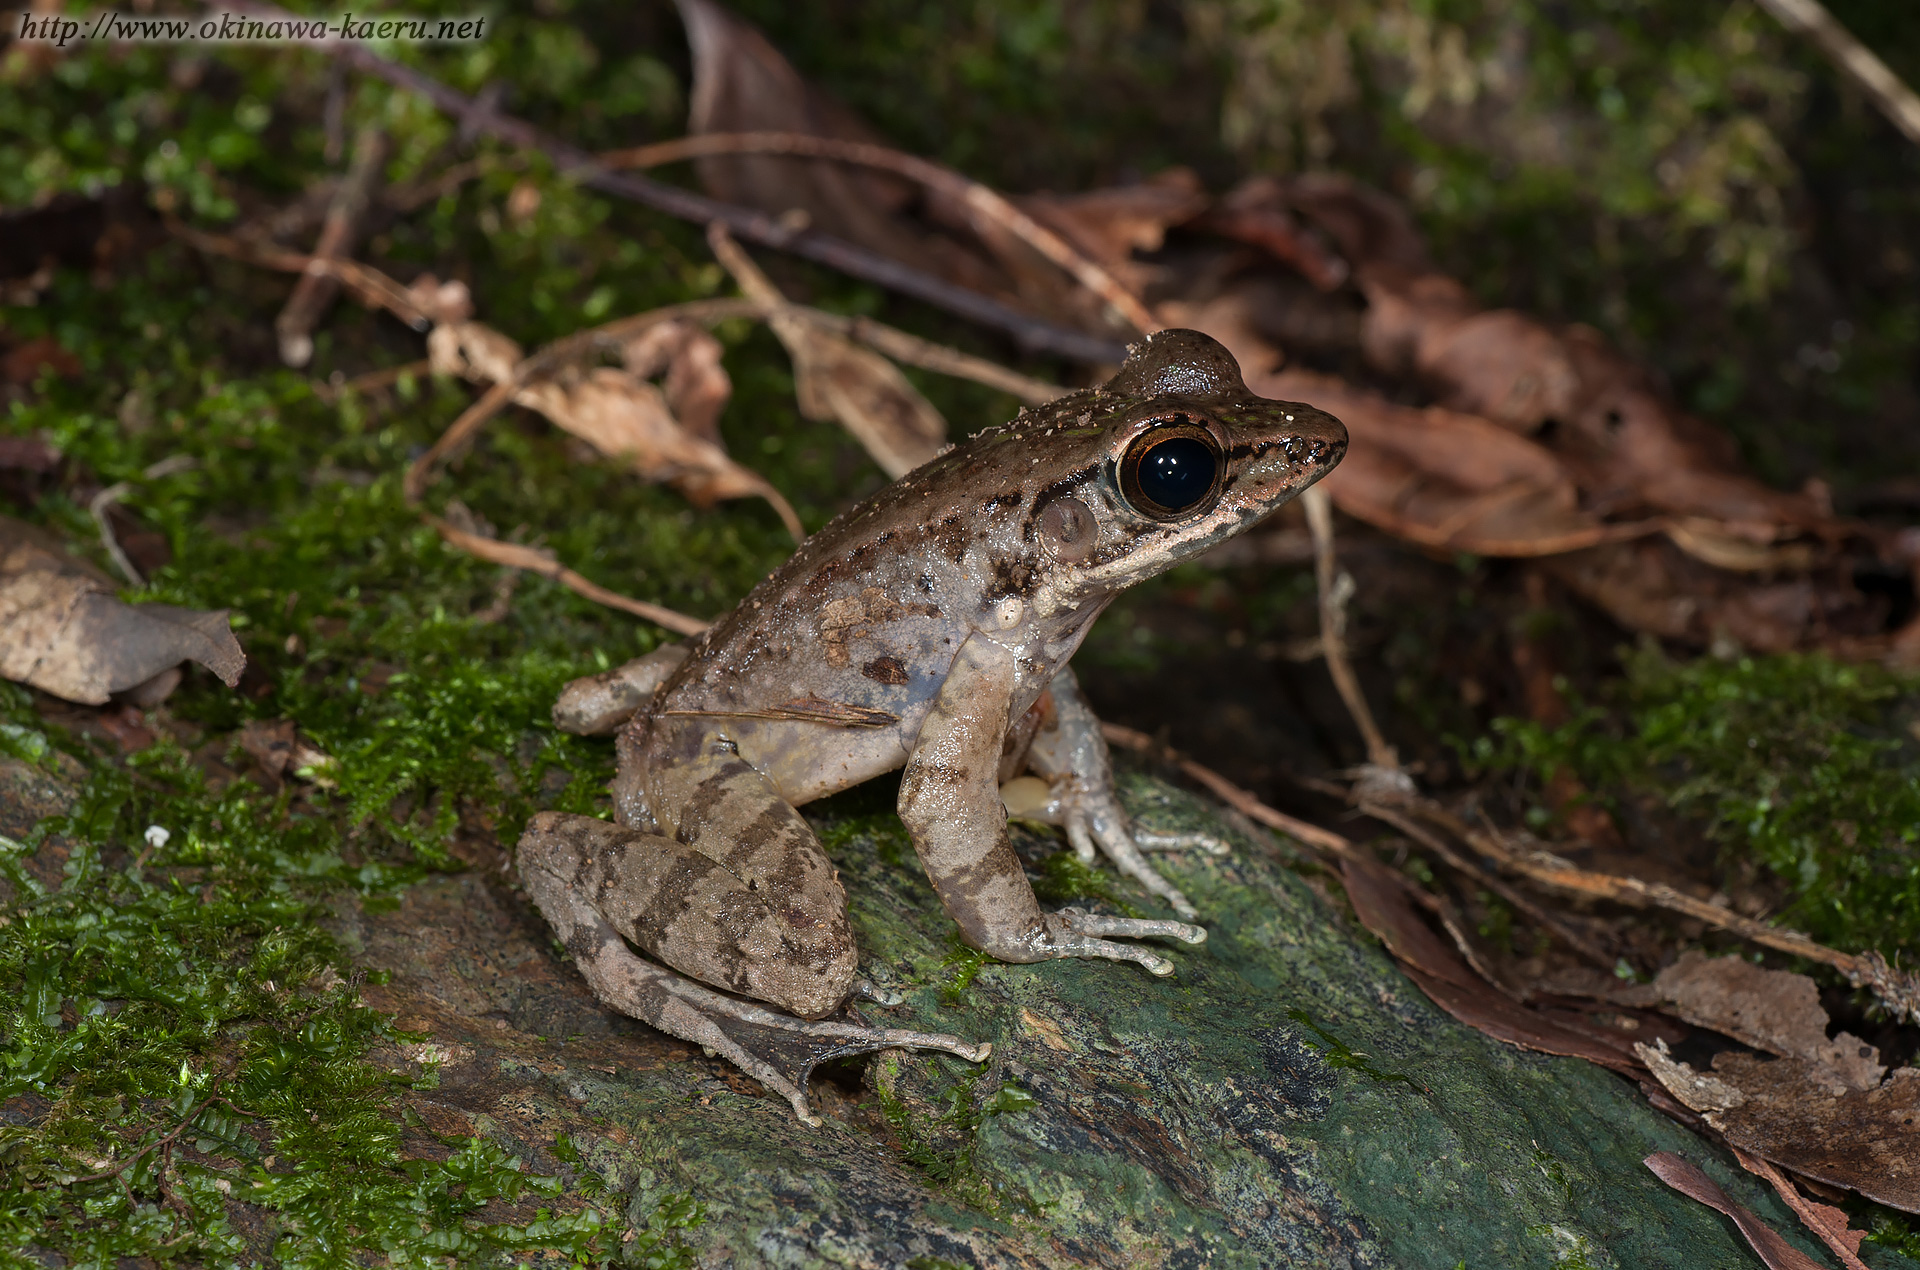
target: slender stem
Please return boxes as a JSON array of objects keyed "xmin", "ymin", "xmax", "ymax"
[
  {"xmin": 423, "ymin": 515, "xmax": 710, "ymax": 637},
  {"xmin": 599, "ymin": 131, "xmax": 1159, "ymax": 336},
  {"xmin": 1755, "ymin": 0, "xmax": 1920, "ymax": 148},
  {"xmin": 224, "ymin": 0, "xmax": 1129, "ymax": 364},
  {"xmin": 1303, "ymin": 485, "xmax": 1397, "ymax": 769}
]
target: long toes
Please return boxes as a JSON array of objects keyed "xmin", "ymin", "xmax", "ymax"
[
  {"xmin": 1065, "ymin": 814, "xmax": 1100, "ymax": 865},
  {"xmin": 1048, "ymin": 926, "xmax": 1177, "ymax": 976},
  {"xmin": 1061, "ymin": 911, "xmax": 1208, "ymax": 945},
  {"xmin": 1086, "ymin": 821, "xmax": 1201, "ymax": 919},
  {"xmin": 1133, "ymin": 829, "xmax": 1232, "ymax": 857}
]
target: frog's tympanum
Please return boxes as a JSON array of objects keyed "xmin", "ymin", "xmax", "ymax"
[{"xmin": 518, "ymin": 330, "xmax": 1346, "ymax": 1123}]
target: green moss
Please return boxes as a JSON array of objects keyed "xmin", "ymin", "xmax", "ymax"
[
  {"xmin": 1470, "ymin": 646, "xmax": 1920, "ymax": 953},
  {"xmin": 1029, "ymin": 849, "xmax": 1147, "ymax": 919},
  {"xmin": 873, "ymin": 1056, "xmax": 1033, "ymax": 1212},
  {"xmin": 0, "ymin": 727, "xmax": 645, "ymax": 1263},
  {"xmin": 1284, "ymin": 1008, "xmax": 1422, "ymax": 1091}
]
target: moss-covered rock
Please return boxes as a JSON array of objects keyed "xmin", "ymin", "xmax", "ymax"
[{"xmin": 326, "ymin": 767, "xmax": 1906, "ymax": 1268}]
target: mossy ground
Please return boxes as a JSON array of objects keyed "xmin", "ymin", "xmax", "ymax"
[{"xmin": 2, "ymin": 1, "xmax": 1918, "ymax": 1263}]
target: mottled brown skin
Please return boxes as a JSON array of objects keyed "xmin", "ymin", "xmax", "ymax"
[{"xmin": 518, "ymin": 330, "xmax": 1346, "ymax": 1123}]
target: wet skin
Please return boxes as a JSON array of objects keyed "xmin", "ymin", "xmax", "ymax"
[{"xmin": 517, "ymin": 329, "xmax": 1347, "ymax": 1123}]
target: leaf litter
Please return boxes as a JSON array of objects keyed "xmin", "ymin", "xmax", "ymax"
[{"xmin": 5, "ymin": 0, "xmax": 1920, "ymax": 1261}]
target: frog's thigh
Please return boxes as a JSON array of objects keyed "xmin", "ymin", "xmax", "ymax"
[{"xmin": 517, "ymin": 803, "xmax": 856, "ymax": 1020}]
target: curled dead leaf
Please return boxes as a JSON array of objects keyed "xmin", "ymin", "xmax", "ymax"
[
  {"xmin": 1652, "ymin": 952, "xmax": 1885, "ymax": 1090},
  {"xmin": 1644, "ymin": 1152, "xmax": 1828, "ymax": 1270},
  {"xmin": 1338, "ymin": 853, "xmax": 1644, "ymax": 1075},
  {"xmin": 1273, "ymin": 370, "xmax": 1651, "ymax": 556},
  {"xmin": 675, "ymin": 0, "xmax": 926, "ymax": 263},
  {"xmin": 622, "ymin": 318, "xmax": 732, "ymax": 445},
  {"xmin": 0, "ymin": 515, "xmax": 244, "ymax": 705},
  {"xmin": 708, "ymin": 224, "xmax": 946, "ymax": 478},
  {"xmin": 427, "ymin": 317, "xmax": 802, "ymax": 539}
]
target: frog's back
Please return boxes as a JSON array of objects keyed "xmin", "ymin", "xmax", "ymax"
[{"xmin": 647, "ymin": 389, "xmax": 1100, "ymax": 804}]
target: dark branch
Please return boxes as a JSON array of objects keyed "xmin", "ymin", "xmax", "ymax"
[{"xmin": 232, "ymin": 2, "xmax": 1130, "ymax": 365}]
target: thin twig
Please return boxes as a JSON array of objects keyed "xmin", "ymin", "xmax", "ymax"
[
  {"xmin": 88, "ymin": 456, "xmax": 199, "ymax": 588},
  {"xmin": 1755, "ymin": 0, "xmax": 1920, "ymax": 148},
  {"xmin": 1100, "ymin": 718, "xmax": 1920, "ymax": 1022},
  {"xmin": 89, "ymin": 482, "xmax": 142, "ymax": 587},
  {"xmin": 386, "ymin": 154, "xmax": 525, "ymax": 212},
  {"xmin": 598, "ymin": 131, "xmax": 1159, "ymax": 336},
  {"xmin": 797, "ymin": 310, "xmax": 1068, "ymax": 405},
  {"xmin": 1099, "ymin": 720, "xmax": 1361, "ymax": 861},
  {"xmin": 276, "ymin": 122, "xmax": 388, "ymax": 367},
  {"xmin": 169, "ymin": 219, "xmax": 433, "ymax": 328},
  {"xmin": 1406, "ymin": 800, "xmax": 1920, "ymax": 1023},
  {"xmin": 423, "ymin": 514, "xmax": 709, "ymax": 636},
  {"xmin": 1360, "ymin": 800, "xmax": 1615, "ymax": 968},
  {"xmin": 313, "ymin": 357, "xmax": 434, "ymax": 403},
  {"xmin": 227, "ymin": 0, "xmax": 1129, "ymax": 364},
  {"xmin": 1303, "ymin": 484, "xmax": 1399, "ymax": 772},
  {"xmin": 66, "ymin": 1089, "xmax": 252, "ymax": 1187}
]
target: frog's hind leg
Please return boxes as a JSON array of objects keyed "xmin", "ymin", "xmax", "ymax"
[{"xmin": 517, "ymin": 810, "xmax": 989, "ymax": 1126}]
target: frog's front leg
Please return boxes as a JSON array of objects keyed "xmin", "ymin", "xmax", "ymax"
[
  {"xmin": 1019, "ymin": 667, "xmax": 1229, "ymax": 921},
  {"xmin": 899, "ymin": 636, "xmax": 1205, "ymax": 976},
  {"xmin": 517, "ymin": 739, "xmax": 989, "ymax": 1127}
]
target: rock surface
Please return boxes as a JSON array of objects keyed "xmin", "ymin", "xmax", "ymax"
[{"xmin": 331, "ymin": 767, "xmax": 1915, "ymax": 1269}]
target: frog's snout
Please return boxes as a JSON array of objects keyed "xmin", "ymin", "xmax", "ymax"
[
  {"xmin": 1226, "ymin": 402, "xmax": 1347, "ymax": 502},
  {"xmin": 1282, "ymin": 407, "xmax": 1348, "ymax": 476}
]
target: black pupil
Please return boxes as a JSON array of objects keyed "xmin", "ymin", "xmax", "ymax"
[{"xmin": 1136, "ymin": 435, "xmax": 1217, "ymax": 511}]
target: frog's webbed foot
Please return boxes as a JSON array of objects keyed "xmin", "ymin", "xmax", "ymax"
[
  {"xmin": 519, "ymin": 810, "xmax": 988, "ymax": 1127},
  {"xmin": 527, "ymin": 865, "xmax": 987, "ymax": 1127}
]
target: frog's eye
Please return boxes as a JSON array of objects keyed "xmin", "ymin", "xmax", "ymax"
[{"xmin": 1118, "ymin": 416, "xmax": 1223, "ymax": 521}]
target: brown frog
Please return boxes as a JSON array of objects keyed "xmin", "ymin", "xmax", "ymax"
[{"xmin": 517, "ymin": 329, "xmax": 1346, "ymax": 1123}]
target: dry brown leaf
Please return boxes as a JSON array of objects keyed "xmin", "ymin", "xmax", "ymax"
[
  {"xmin": 1273, "ymin": 370, "xmax": 1644, "ymax": 556},
  {"xmin": 1540, "ymin": 536, "xmax": 1882, "ymax": 652},
  {"xmin": 669, "ymin": 1, "xmax": 1151, "ymax": 332},
  {"xmin": 1338, "ymin": 853, "xmax": 1645, "ymax": 1075},
  {"xmin": 1652, "ymin": 952, "xmax": 1885, "ymax": 1090},
  {"xmin": 675, "ymin": 0, "xmax": 929, "ymax": 263},
  {"xmin": 1644, "ymin": 1152, "xmax": 1829, "ymax": 1270},
  {"xmin": 1014, "ymin": 168, "xmax": 1210, "ymax": 302},
  {"xmin": 1194, "ymin": 175, "xmax": 1350, "ymax": 292},
  {"xmin": 0, "ymin": 435, "xmax": 59, "ymax": 473},
  {"xmin": 403, "ymin": 273, "xmax": 474, "ymax": 326},
  {"xmin": 1735, "ymin": 1149, "xmax": 1872, "ymax": 1270},
  {"xmin": 2, "ymin": 334, "xmax": 82, "ymax": 387},
  {"xmin": 1150, "ymin": 303, "xmax": 1646, "ymax": 555},
  {"xmin": 707, "ymin": 224, "xmax": 946, "ymax": 478},
  {"xmin": 1017, "ymin": 169, "xmax": 1209, "ymax": 268},
  {"xmin": 1638, "ymin": 1034, "xmax": 1920, "ymax": 1213},
  {"xmin": 621, "ymin": 318, "xmax": 732, "ymax": 445},
  {"xmin": 1285, "ymin": 174, "xmax": 1834, "ymax": 533},
  {"xmin": 0, "ymin": 515, "xmax": 244, "ymax": 705},
  {"xmin": 427, "ymin": 319, "xmax": 802, "ymax": 539}
]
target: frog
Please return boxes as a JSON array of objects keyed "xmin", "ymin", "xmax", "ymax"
[{"xmin": 516, "ymin": 328, "xmax": 1346, "ymax": 1124}]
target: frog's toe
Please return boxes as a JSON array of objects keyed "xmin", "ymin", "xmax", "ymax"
[
  {"xmin": 1072, "ymin": 811, "xmax": 1201, "ymax": 920},
  {"xmin": 1131, "ymin": 828, "xmax": 1233, "ymax": 857},
  {"xmin": 1059, "ymin": 908, "xmax": 1207, "ymax": 945}
]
